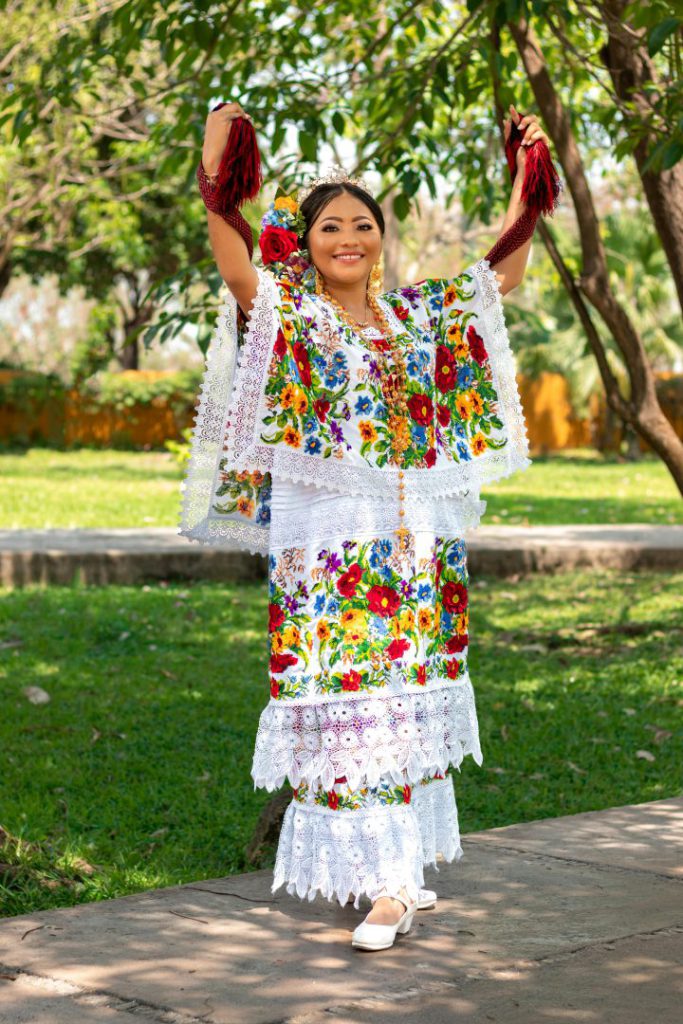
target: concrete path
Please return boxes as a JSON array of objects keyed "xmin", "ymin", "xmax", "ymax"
[
  {"xmin": 1, "ymin": 797, "xmax": 681, "ymax": 1023},
  {"xmin": 1, "ymin": 524, "xmax": 682, "ymax": 586}
]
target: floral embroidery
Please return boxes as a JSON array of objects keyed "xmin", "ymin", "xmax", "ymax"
[
  {"xmin": 292, "ymin": 768, "xmax": 447, "ymax": 811},
  {"xmin": 212, "ymin": 463, "xmax": 271, "ymax": 525},
  {"xmin": 267, "ymin": 533, "xmax": 469, "ymax": 699}
]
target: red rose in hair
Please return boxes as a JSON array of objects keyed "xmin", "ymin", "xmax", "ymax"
[
  {"xmin": 436, "ymin": 345, "xmax": 456, "ymax": 393},
  {"xmin": 407, "ymin": 392, "xmax": 433, "ymax": 425},
  {"xmin": 436, "ymin": 403, "xmax": 450, "ymax": 427},
  {"xmin": 269, "ymin": 603, "xmax": 285, "ymax": 632},
  {"xmin": 446, "ymin": 658, "xmax": 462, "ymax": 679},
  {"xmin": 327, "ymin": 791, "xmax": 339, "ymax": 809},
  {"xmin": 270, "ymin": 652, "xmax": 298, "ymax": 674},
  {"xmin": 442, "ymin": 581, "xmax": 468, "ymax": 615},
  {"xmin": 367, "ymin": 585, "xmax": 400, "ymax": 618},
  {"xmin": 292, "ymin": 341, "xmax": 312, "ymax": 386},
  {"xmin": 395, "ymin": 305, "xmax": 410, "ymax": 321},
  {"xmin": 386, "ymin": 637, "xmax": 410, "ymax": 661},
  {"xmin": 259, "ymin": 225, "xmax": 299, "ymax": 265},
  {"xmin": 466, "ymin": 324, "xmax": 488, "ymax": 366},
  {"xmin": 337, "ymin": 562, "xmax": 363, "ymax": 597},
  {"xmin": 424, "ymin": 447, "xmax": 436, "ymax": 468},
  {"xmin": 341, "ymin": 669, "xmax": 362, "ymax": 691},
  {"xmin": 273, "ymin": 328, "xmax": 287, "ymax": 361},
  {"xmin": 446, "ymin": 634, "xmax": 468, "ymax": 654},
  {"xmin": 313, "ymin": 398, "xmax": 330, "ymax": 422}
]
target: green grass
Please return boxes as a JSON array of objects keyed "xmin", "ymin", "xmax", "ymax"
[
  {"xmin": 1, "ymin": 570, "xmax": 681, "ymax": 918},
  {"xmin": 0, "ymin": 446, "xmax": 680, "ymax": 528}
]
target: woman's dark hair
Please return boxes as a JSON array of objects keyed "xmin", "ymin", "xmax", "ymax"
[{"xmin": 299, "ymin": 183, "xmax": 385, "ymax": 250}]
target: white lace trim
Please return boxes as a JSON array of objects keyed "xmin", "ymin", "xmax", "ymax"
[
  {"xmin": 272, "ymin": 775, "xmax": 462, "ymax": 908},
  {"xmin": 251, "ymin": 675, "xmax": 482, "ymax": 793}
]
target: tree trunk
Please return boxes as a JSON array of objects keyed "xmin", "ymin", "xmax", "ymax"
[
  {"xmin": 508, "ymin": 16, "xmax": 683, "ymax": 496},
  {"xmin": 600, "ymin": 0, "xmax": 683, "ymax": 318}
]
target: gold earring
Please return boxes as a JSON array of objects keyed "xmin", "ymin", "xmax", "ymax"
[
  {"xmin": 315, "ymin": 267, "xmax": 324, "ymax": 294},
  {"xmin": 368, "ymin": 254, "xmax": 384, "ymax": 296}
]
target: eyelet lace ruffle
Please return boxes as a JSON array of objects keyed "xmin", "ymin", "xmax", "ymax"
[{"xmin": 251, "ymin": 676, "xmax": 482, "ymax": 793}]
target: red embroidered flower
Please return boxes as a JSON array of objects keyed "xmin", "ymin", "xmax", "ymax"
[
  {"xmin": 270, "ymin": 652, "xmax": 298, "ymax": 674},
  {"xmin": 313, "ymin": 398, "xmax": 331, "ymax": 422},
  {"xmin": 273, "ymin": 328, "xmax": 287, "ymax": 361},
  {"xmin": 394, "ymin": 305, "xmax": 410, "ymax": 321},
  {"xmin": 341, "ymin": 669, "xmax": 362, "ymax": 691},
  {"xmin": 407, "ymin": 392, "xmax": 433, "ymax": 425},
  {"xmin": 436, "ymin": 345, "xmax": 457, "ymax": 393},
  {"xmin": 466, "ymin": 324, "xmax": 488, "ymax": 366},
  {"xmin": 442, "ymin": 581, "xmax": 468, "ymax": 615},
  {"xmin": 435, "ymin": 559, "xmax": 444, "ymax": 587},
  {"xmin": 403, "ymin": 785, "xmax": 412, "ymax": 804},
  {"xmin": 292, "ymin": 341, "xmax": 312, "ymax": 386},
  {"xmin": 270, "ymin": 676, "xmax": 280, "ymax": 698},
  {"xmin": 386, "ymin": 637, "xmax": 410, "ymax": 661},
  {"xmin": 259, "ymin": 225, "xmax": 299, "ymax": 265},
  {"xmin": 446, "ymin": 634, "xmax": 468, "ymax": 653},
  {"xmin": 436, "ymin": 403, "xmax": 451, "ymax": 427},
  {"xmin": 446, "ymin": 658, "xmax": 462, "ymax": 679},
  {"xmin": 269, "ymin": 603, "xmax": 285, "ymax": 632},
  {"xmin": 327, "ymin": 791, "xmax": 340, "ymax": 809},
  {"xmin": 367, "ymin": 585, "xmax": 400, "ymax": 618},
  {"xmin": 337, "ymin": 562, "xmax": 363, "ymax": 598},
  {"xmin": 416, "ymin": 664, "xmax": 427, "ymax": 686},
  {"xmin": 424, "ymin": 447, "xmax": 436, "ymax": 468}
]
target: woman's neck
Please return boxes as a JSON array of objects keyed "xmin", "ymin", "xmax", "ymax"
[{"xmin": 321, "ymin": 278, "xmax": 369, "ymax": 322}]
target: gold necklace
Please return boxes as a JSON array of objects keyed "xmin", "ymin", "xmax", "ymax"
[{"xmin": 317, "ymin": 276, "xmax": 411, "ymax": 547}]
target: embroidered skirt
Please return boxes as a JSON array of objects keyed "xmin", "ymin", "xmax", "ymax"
[{"xmin": 252, "ymin": 475, "xmax": 485, "ymax": 909}]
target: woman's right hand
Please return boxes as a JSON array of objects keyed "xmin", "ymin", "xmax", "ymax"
[{"xmin": 202, "ymin": 101, "xmax": 253, "ymax": 176}]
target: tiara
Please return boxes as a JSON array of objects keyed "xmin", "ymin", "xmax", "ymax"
[{"xmin": 297, "ymin": 163, "xmax": 374, "ymax": 206}]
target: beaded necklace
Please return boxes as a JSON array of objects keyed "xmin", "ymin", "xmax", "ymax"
[{"xmin": 316, "ymin": 280, "xmax": 411, "ymax": 547}]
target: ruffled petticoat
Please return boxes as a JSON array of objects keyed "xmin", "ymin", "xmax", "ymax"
[{"xmin": 252, "ymin": 475, "xmax": 485, "ymax": 910}]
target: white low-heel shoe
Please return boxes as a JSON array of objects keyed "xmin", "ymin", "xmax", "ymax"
[
  {"xmin": 417, "ymin": 888, "xmax": 437, "ymax": 909},
  {"xmin": 351, "ymin": 893, "xmax": 418, "ymax": 951}
]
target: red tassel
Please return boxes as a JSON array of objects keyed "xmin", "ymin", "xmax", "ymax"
[{"xmin": 211, "ymin": 103, "xmax": 263, "ymax": 212}]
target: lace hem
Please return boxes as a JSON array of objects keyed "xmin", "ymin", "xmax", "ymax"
[
  {"xmin": 272, "ymin": 774, "xmax": 462, "ymax": 908},
  {"xmin": 251, "ymin": 675, "xmax": 483, "ymax": 793}
]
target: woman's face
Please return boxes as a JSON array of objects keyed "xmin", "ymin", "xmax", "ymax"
[{"xmin": 306, "ymin": 190, "xmax": 383, "ymax": 288}]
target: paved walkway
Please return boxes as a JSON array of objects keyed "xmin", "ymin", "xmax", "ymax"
[
  {"xmin": 0, "ymin": 797, "xmax": 681, "ymax": 1023},
  {"xmin": 1, "ymin": 524, "xmax": 681, "ymax": 586}
]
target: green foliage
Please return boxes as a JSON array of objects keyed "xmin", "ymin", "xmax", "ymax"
[
  {"xmin": 79, "ymin": 369, "xmax": 203, "ymax": 416},
  {"xmin": 0, "ymin": 370, "xmax": 67, "ymax": 413}
]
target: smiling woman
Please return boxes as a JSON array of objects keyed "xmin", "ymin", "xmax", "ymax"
[{"xmin": 180, "ymin": 99, "xmax": 561, "ymax": 952}]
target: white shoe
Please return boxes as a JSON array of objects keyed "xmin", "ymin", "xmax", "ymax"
[
  {"xmin": 417, "ymin": 888, "xmax": 437, "ymax": 909},
  {"xmin": 352, "ymin": 890, "xmax": 418, "ymax": 951}
]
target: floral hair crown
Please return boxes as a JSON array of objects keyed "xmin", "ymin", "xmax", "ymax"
[{"xmin": 258, "ymin": 165, "xmax": 374, "ymax": 291}]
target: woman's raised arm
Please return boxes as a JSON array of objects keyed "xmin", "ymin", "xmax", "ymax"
[{"xmin": 201, "ymin": 103, "xmax": 259, "ymax": 318}]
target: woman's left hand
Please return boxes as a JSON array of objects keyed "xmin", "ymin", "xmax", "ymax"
[{"xmin": 504, "ymin": 103, "xmax": 551, "ymax": 172}]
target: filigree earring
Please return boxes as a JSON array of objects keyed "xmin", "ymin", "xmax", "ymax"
[
  {"xmin": 368, "ymin": 253, "xmax": 385, "ymax": 296},
  {"xmin": 314, "ymin": 267, "xmax": 325, "ymax": 294}
]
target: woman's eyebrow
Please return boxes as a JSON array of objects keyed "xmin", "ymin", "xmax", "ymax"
[{"xmin": 319, "ymin": 215, "xmax": 372, "ymax": 223}]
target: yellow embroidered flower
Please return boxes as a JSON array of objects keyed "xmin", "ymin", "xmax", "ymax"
[
  {"xmin": 280, "ymin": 383, "xmax": 297, "ymax": 409},
  {"xmin": 274, "ymin": 196, "xmax": 298, "ymax": 215},
  {"xmin": 358, "ymin": 420, "xmax": 378, "ymax": 443},
  {"xmin": 271, "ymin": 632, "xmax": 285, "ymax": 653},
  {"xmin": 456, "ymin": 611, "xmax": 469, "ymax": 634},
  {"xmin": 293, "ymin": 388, "xmax": 308, "ymax": 415},
  {"xmin": 281, "ymin": 625, "xmax": 300, "ymax": 648},
  {"xmin": 236, "ymin": 496, "xmax": 254, "ymax": 517},
  {"xmin": 434, "ymin": 605, "xmax": 441, "ymax": 630},
  {"xmin": 389, "ymin": 617, "xmax": 403, "ymax": 639},
  {"xmin": 235, "ymin": 471, "xmax": 250, "ymax": 482},
  {"xmin": 446, "ymin": 323, "xmax": 462, "ymax": 342},
  {"xmin": 399, "ymin": 608, "xmax": 415, "ymax": 632},
  {"xmin": 282, "ymin": 318, "xmax": 295, "ymax": 340},
  {"xmin": 341, "ymin": 609, "xmax": 368, "ymax": 641},
  {"xmin": 453, "ymin": 337, "xmax": 470, "ymax": 360},
  {"xmin": 250, "ymin": 470, "xmax": 264, "ymax": 486},
  {"xmin": 471, "ymin": 432, "xmax": 488, "ymax": 455},
  {"xmin": 469, "ymin": 391, "xmax": 484, "ymax": 415},
  {"xmin": 283, "ymin": 425, "xmax": 302, "ymax": 447},
  {"xmin": 418, "ymin": 608, "xmax": 433, "ymax": 632},
  {"xmin": 317, "ymin": 620, "xmax": 331, "ymax": 642},
  {"xmin": 455, "ymin": 394, "xmax": 472, "ymax": 420},
  {"xmin": 443, "ymin": 284, "xmax": 458, "ymax": 306}
]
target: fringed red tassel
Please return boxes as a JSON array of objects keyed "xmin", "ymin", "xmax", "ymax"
[
  {"xmin": 212, "ymin": 102, "xmax": 263, "ymax": 211},
  {"xmin": 485, "ymin": 111, "xmax": 562, "ymax": 267}
]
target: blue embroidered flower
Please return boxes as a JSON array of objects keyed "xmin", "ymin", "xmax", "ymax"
[
  {"xmin": 411, "ymin": 424, "xmax": 427, "ymax": 445},
  {"xmin": 369, "ymin": 539, "xmax": 392, "ymax": 567},
  {"xmin": 457, "ymin": 441, "xmax": 471, "ymax": 461},
  {"xmin": 326, "ymin": 597, "xmax": 340, "ymax": 615},
  {"xmin": 355, "ymin": 395, "xmax": 372, "ymax": 415},
  {"xmin": 457, "ymin": 365, "xmax": 474, "ymax": 387},
  {"xmin": 256, "ymin": 504, "xmax": 270, "ymax": 525},
  {"xmin": 305, "ymin": 436, "xmax": 322, "ymax": 454},
  {"xmin": 314, "ymin": 593, "xmax": 326, "ymax": 614},
  {"xmin": 303, "ymin": 416, "xmax": 317, "ymax": 435},
  {"xmin": 418, "ymin": 584, "xmax": 432, "ymax": 602}
]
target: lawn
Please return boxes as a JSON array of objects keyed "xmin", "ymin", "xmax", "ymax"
[
  {"xmin": 0, "ymin": 446, "xmax": 681, "ymax": 528},
  {"xmin": 1, "ymin": 569, "xmax": 681, "ymax": 918}
]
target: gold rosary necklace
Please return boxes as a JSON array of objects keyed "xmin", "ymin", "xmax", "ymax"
[{"xmin": 316, "ymin": 274, "xmax": 411, "ymax": 547}]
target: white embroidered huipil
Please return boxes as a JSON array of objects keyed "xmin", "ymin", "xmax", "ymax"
[{"xmin": 179, "ymin": 259, "xmax": 531, "ymax": 908}]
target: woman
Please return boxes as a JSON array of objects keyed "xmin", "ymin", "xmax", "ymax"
[{"xmin": 180, "ymin": 100, "xmax": 556, "ymax": 951}]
